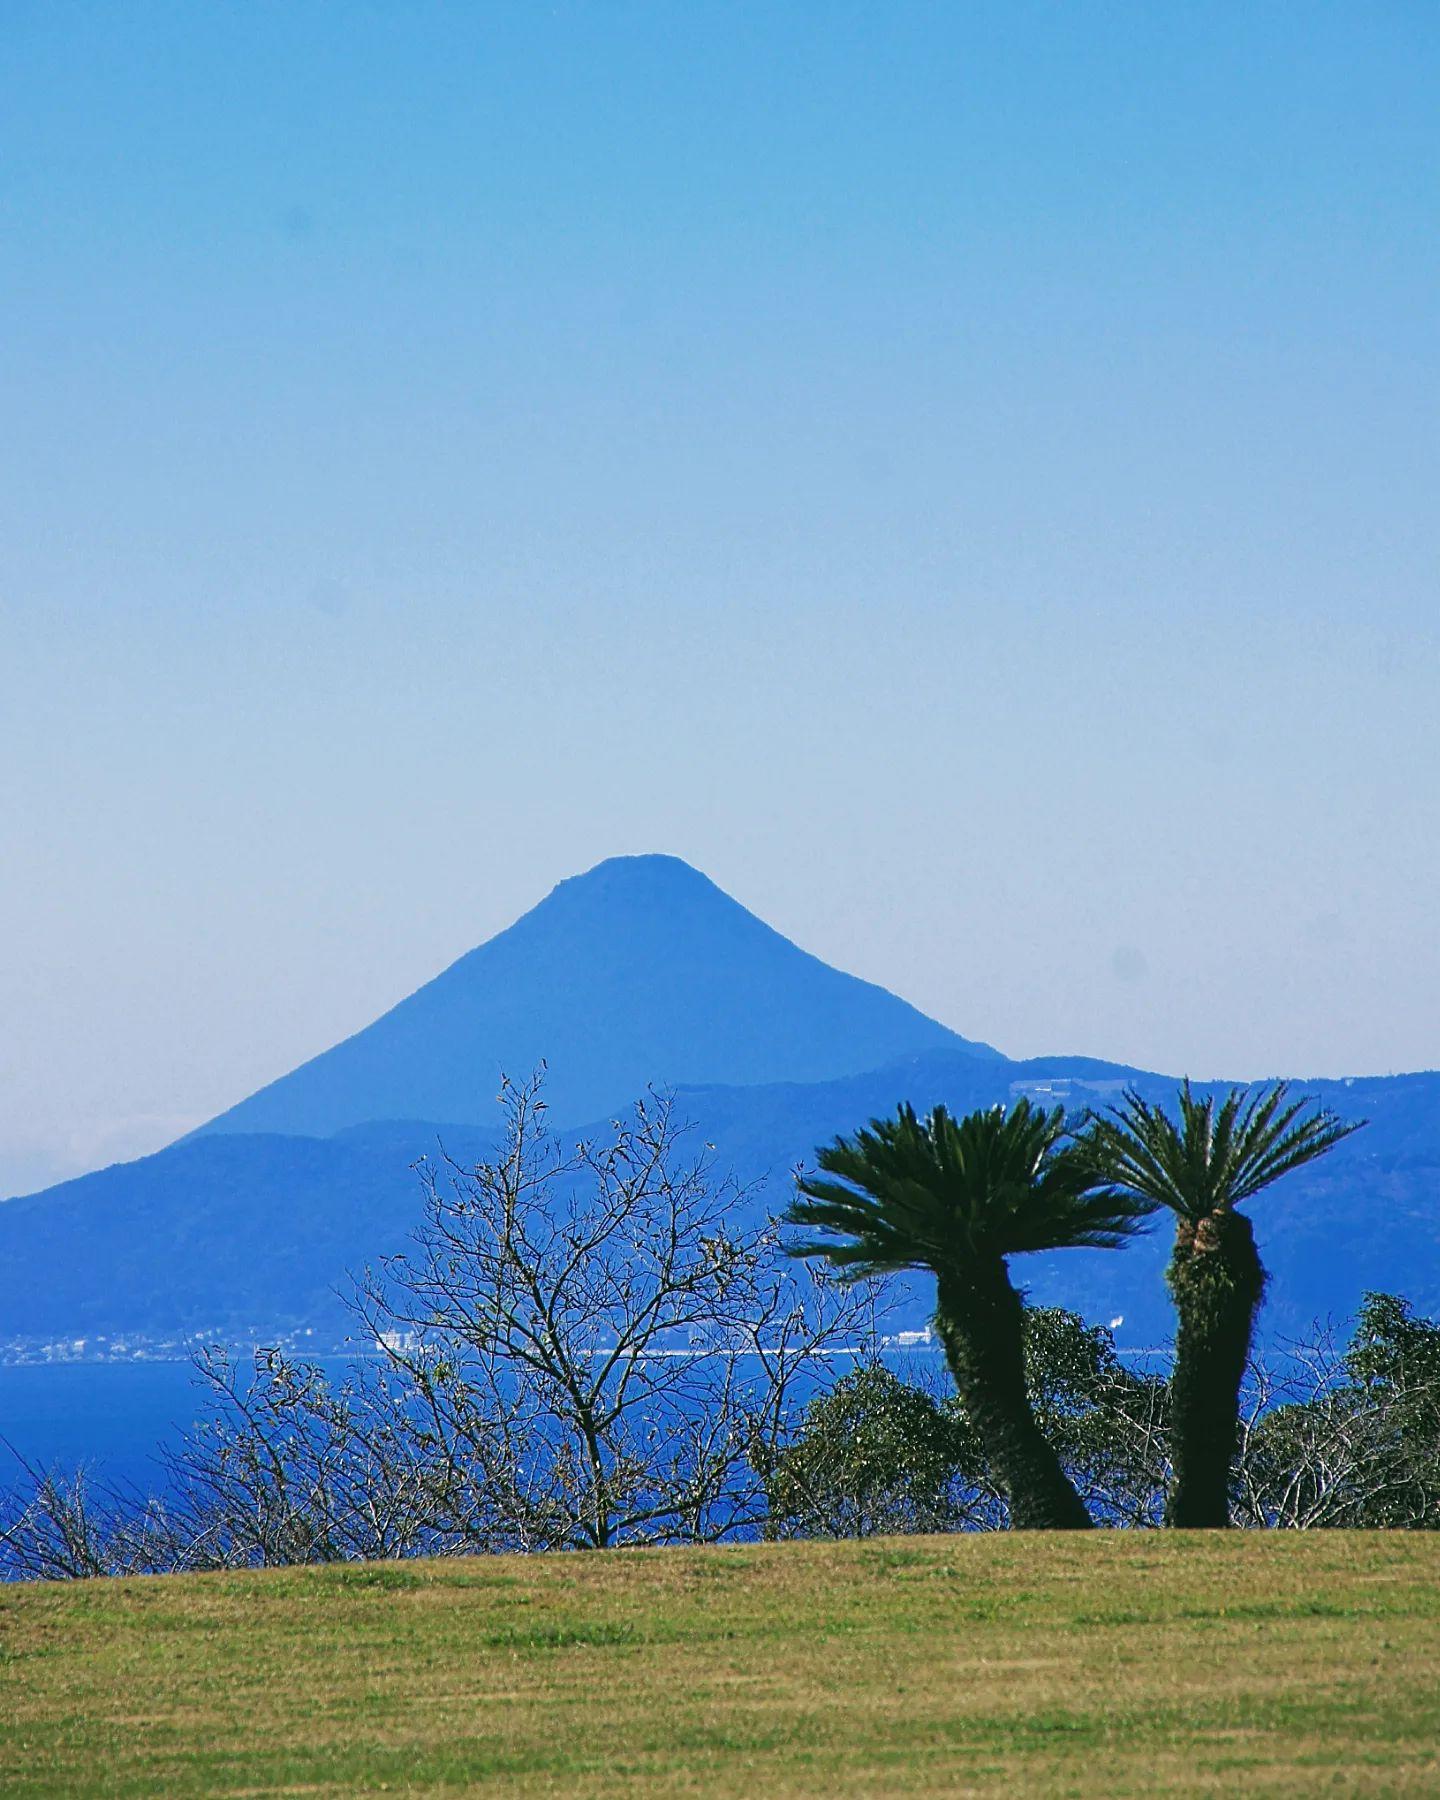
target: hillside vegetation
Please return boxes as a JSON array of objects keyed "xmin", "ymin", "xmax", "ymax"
[{"xmin": 3, "ymin": 1534, "xmax": 1437, "ymax": 1796}]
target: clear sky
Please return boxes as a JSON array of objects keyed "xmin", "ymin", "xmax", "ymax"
[{"xmin": 3, "ymin": 2, "xmax": 1438, "ymax": 1197}]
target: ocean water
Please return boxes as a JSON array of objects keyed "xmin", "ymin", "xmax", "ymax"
[
  {"xmin": 0, "ymin": 1350, "xmax": 954, "ymax": 1499},
  {"xmin": 0, "ymin": 1360, "xmax": 336, "ymax": 1493}
]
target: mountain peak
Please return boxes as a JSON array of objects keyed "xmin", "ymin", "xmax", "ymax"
[
  {"xmin": 546, "ymin": 853, "xmax": 726, "ymax": 905},
  {"xmin": 195, "ymin": 856, "xmax": 998, "ymax": 1140},
  {"xmin": 561, "ymin": 851, "xmax": 710, "ymax": 883}
]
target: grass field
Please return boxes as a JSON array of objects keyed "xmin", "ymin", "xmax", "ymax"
[{"xmin": 2, "ymin": 1534, "xmax": 1438, "ymax": 1797}]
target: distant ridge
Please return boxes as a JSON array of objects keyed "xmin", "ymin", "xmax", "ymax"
[
  {"xmin": 0, "ymin": 854, "xmax": 1425, "ymax": 1354},
  {"xmin": 1, "ymin": 1053, "xmax": 1424, "ymax": 1347},
  {"xmin": 194, "ymin": 854, "xmax": 997, "ymax": 1141}
]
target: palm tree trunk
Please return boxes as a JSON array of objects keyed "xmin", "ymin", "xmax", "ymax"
[
  {"xmin": 934, "ymin": 1264, "xmax": 1093, "ymax": 1530},
  {"xmin": 1165, "ymin": 1209, "xmax": 1266, "ymax": 1528}
]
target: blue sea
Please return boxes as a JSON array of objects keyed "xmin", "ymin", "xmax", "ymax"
[
  {"xmin": 0, "ymin": 1360, "xmax": 350, "ymax": 1493},
  {"xmin": 0, "ymin": 1349, "xmax": 956, "ymax": 1498}
]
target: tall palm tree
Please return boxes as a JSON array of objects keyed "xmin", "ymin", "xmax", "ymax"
[
  {"xmin": 1082, "ymin": 1082, "xmax": 1362, "ymax": 1528},
  {"xmin": 785, "ymin": 1099, "xmax": 1152, "ymax": 1530}
]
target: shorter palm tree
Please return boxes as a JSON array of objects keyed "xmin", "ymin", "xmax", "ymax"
[
  {"xmin": 1082, "ymin": 1082, "xmax": 1363, "ymax": 1528},
  {"xmin": 785, "ymin": 1100, "xmax": 1152, "ymax": 1530}
]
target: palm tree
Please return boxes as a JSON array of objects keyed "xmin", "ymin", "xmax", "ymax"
[
  {"xmin": 784, "ymin": 1100, "xmax": 1152, "ymax": 1530},
  {"xmin": 1082, "ymin": 1082, "xmax": 1363, "ymax": 1529}
]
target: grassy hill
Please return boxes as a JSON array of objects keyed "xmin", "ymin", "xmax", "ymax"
[{"xmin": 3, "ymin": 1535, "xmax": 1438, "ymax": 1796}]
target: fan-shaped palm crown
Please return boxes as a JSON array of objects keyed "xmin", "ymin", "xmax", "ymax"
[
  {"xmin": 1084, "ymin": 1081, "xmax": 1362, "ymax": 1222},
  {"xmin": 785, "ymin": 1099, "xmax": 1153, "ymax": 1280}
]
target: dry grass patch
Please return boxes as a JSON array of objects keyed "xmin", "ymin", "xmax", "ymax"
[{"xmin": 2, "ymin": 1534, "xmax": 1438, "ymax": 1796}]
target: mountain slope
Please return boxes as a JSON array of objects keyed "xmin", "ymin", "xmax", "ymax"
[
  {"xmin": 195, "ymin": 855, "xmax": 995, "ymax": 1140},
  {"xmin": 0, "ymin": 1053, "xmax": 1425, "ymax": 1351},
  {"xmin": 0, "ymin": 853, "xmax": 1432, "ymax": 1359}
]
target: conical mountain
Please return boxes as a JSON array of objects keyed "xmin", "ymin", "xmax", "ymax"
[{"xmin": 197, "ymin": 854, "xmax": 996, "ymax": 1140}]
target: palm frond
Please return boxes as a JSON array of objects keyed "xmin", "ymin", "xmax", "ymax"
[
  {"xmin": 1080, "ymin": 1080, "xmax": 1364, "ymax": 1221},
  {"xmin": 784, "ymin": 1098, "xmax": 1153, "ymax": 1282}
]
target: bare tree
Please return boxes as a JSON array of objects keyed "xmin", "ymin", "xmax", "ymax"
[
  {"xmin": 0, "ymin": 1450, "xmax": 193, "ymax": 1582},
  {"xmin": 354, "ymin": 1072, "xmax": 874, "ymax": 1550},
  {"xmin": 157, "ymin": 1346, "xmax": 474, "ymax": 1566},
  {"xmin": 1233, "ymin": 1314, "xmax": 1440, "ymax": 1530},
  {"xmin": 3, "ymin": 1075, "xmax": 873, "ymax": 1579}
]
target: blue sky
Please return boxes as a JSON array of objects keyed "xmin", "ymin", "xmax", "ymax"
[{"xmin": 2, "ymin": 3, "xmax": 1438, "ymax": 1195}]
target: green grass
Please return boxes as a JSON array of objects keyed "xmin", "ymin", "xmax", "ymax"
[{"xmin": 3, "ymin": 1534, "xmax": 1438, "ymax": 1796}]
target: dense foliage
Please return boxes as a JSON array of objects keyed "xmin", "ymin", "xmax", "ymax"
[
  {"xmin": 1236, "ymin": 1293, "xmax": 1440, "ymax": 1530},
  {"xmin": 760, "ymin": 1308, "xmax": 1169, "ymax": 1538}
]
